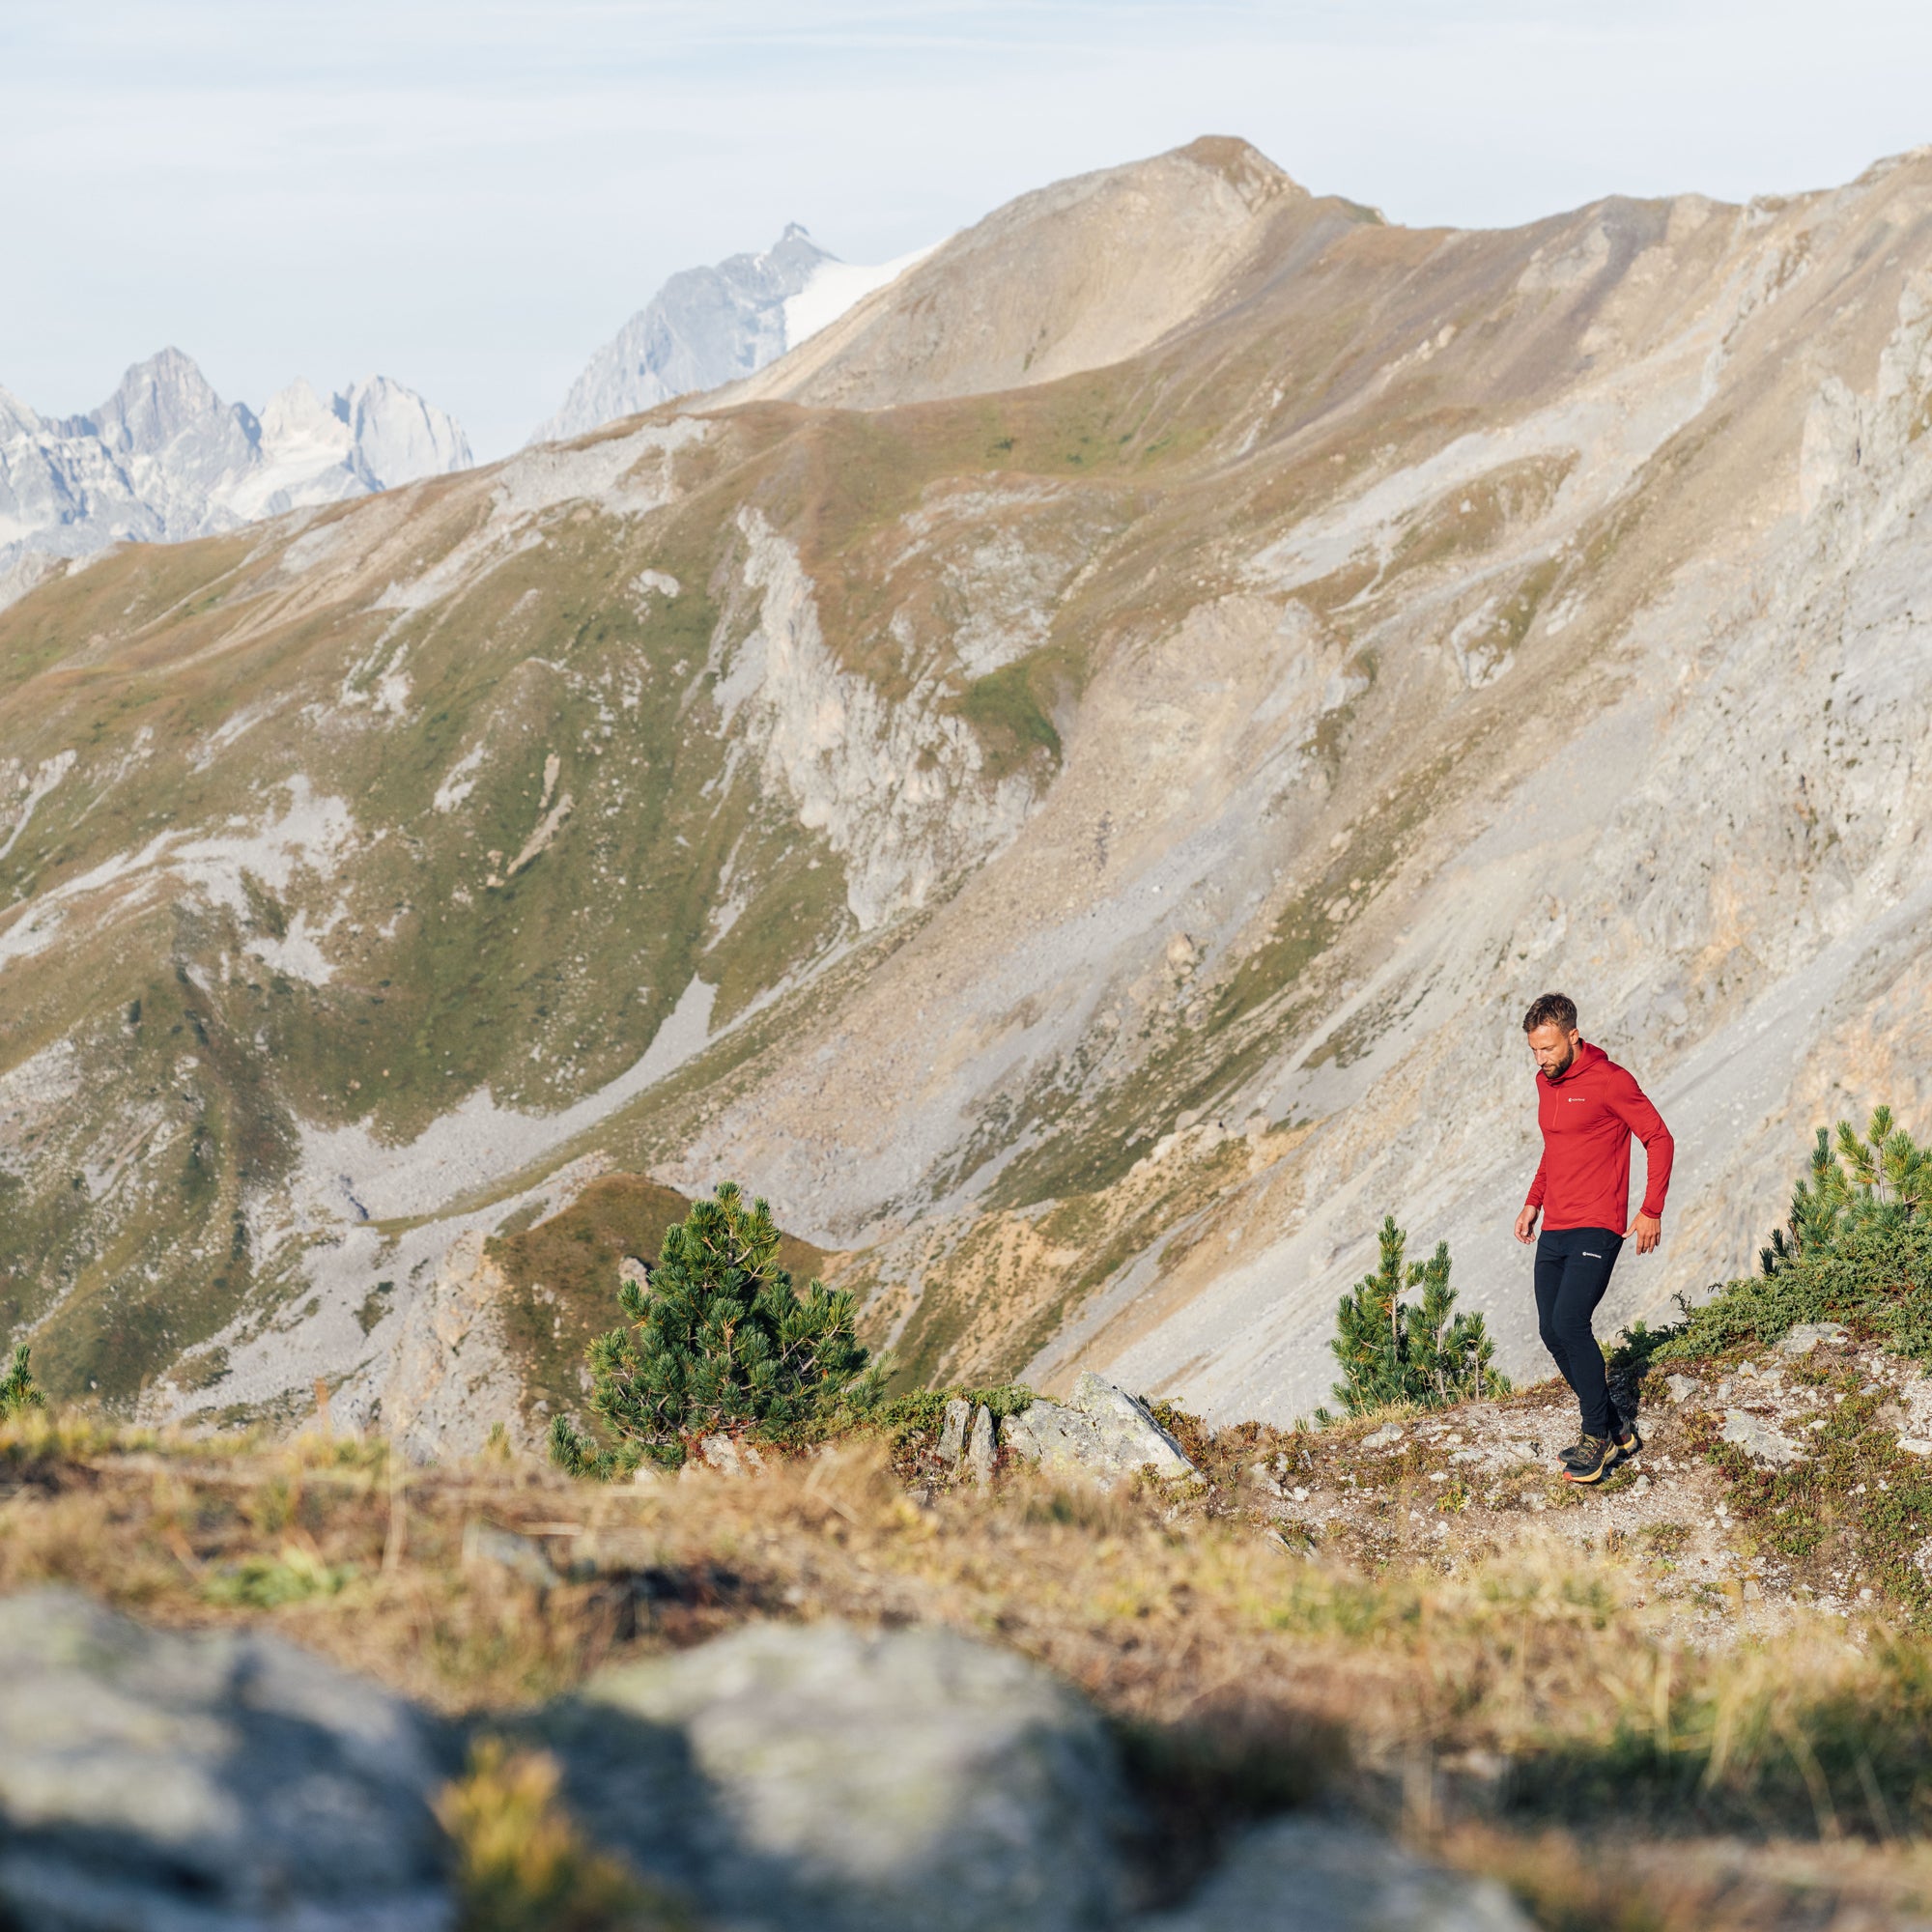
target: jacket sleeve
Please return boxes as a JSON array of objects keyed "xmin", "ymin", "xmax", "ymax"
[
  {"xmin": 1525, "ymin": 1151, "xmax": 1547, "ymax": 1209},
  {"xmin": 1608, "ymin": 1070, "xmax": 1675, "ymax": 1218}
]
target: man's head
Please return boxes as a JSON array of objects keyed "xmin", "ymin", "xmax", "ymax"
[{"xmin": 1523, "ymin": 991, "xmax": 1581, "ymax": 1079}]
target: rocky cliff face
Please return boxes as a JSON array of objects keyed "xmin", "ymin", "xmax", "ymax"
[{"xmin": 3, "ymin": 137, "xmax": 1932, "ymax": 1439}]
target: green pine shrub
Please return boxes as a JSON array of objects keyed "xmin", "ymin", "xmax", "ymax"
[
  {"xmin": 549, "ymin": 1181, "xmax": 882, "ymax": 1478},
  {"xmin": 0, "ymin": 1345, "xmax": 45, "ymax": 1418},
  {"xmin": 1760, "ymin": 1106, "xmax": 1928, "ymax": 1274},
  {"xmin": 1321, "ymin": 1215, "xmax": 1508, "ymax": 1419},
  {"xmin": 1663, "ymin": 1106, "xmax": 1932, "ymax": 1362}
]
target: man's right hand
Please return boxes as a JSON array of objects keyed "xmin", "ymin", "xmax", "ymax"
[{"xmin": 1514, "ymin": 1204, "xmax": 1539, "ymax": 1245}]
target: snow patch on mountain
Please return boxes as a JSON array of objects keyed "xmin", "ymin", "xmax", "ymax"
[{"xmin": 782, "ymin": 242, "xmax": 940, "ymax": 348}]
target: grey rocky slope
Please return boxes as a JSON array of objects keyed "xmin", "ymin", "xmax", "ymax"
[
  {"xmin": 0, "ymin": 347, "xmax": 470, "ymax": 606},
  {"xmin": 5, "ymin": 136, "xmax": 1932, "ymax": 1437}
]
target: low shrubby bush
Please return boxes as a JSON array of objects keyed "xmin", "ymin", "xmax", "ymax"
[
  {"xmin": 1662, "ymin": 1107, "xmax": 1932, "ymax": 1363},
  {"xmin": 1761, "ymin": 1106, "xmax": 1928, "ymax": 1275},
  {"xmin": 203, "ymin": 1544, "xmax": 358, "ymax": 1609}
]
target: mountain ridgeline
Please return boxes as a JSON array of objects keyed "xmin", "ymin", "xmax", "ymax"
[{"xmin": 2, "ymin": 134, "xmax": 1930, "ymax": 1449}]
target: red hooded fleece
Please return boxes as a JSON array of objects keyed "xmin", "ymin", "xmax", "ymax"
[{"xmin": 1525, "ymin": 1040, "xmax": 1674, "ymax": 1233}]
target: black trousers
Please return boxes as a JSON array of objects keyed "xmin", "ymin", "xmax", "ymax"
[{"xmin": 1534, "ymin": 1226, "xmax": 1625, "ymax": 1437}]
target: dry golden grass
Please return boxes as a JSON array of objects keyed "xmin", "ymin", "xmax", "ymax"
[
  {"xmin": 8, "ymin": 1410, "xmax": 1932, "ymax": 1928},
  {"xmin": 436, "ymin": 1738, "xmax": 691, "ymax": 1931}
]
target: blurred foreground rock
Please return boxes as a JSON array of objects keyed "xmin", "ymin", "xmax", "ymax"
[
  {"xmin": 0, "ymin": 1588, "xmax": 1536, "ymax": 1932},
  {"xmin": 538, "ymin": 1618, "xmax": 1129, "ymax": 1930},
  {"xmin": 0, "ymin": 1588, "xmax": 451, "ymax": 1931},
  {"xmin": 1143, "ymin": 1815, "xmax": 1535, "ymax": 1931}
]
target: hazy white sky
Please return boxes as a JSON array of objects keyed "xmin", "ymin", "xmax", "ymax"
[{"xmin": 6, "ymin": 1, "xmax": 1931, "ymax": 458}]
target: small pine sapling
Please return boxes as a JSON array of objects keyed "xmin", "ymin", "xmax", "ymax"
[
  {"xmin": 0, "ymin": 1344, "xmax": 45, "ymax": 1418},
  {"xmin": 1326, "ymin": 1216, "xmax": 1411, "ymax": 1415},
  {"xmin": 1762, "ymin": 1106, "xmax": 1930, "ymax": 1274},
  {"xmin": 550, "ymin": 1181, "xmax": 881, "ymax": 1476},
  {"xmin": 1323, "ymin": 1216, "xmax": 1507, "ymax": 1418}
]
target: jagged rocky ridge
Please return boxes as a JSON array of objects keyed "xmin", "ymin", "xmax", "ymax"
[
  {"xmin": 3, "ymin": 135, "xmax": 1932, "ymax": 1441},
  {"xmin": 0, "ymin": 347, "xmax": 470, "ymax": 606}
]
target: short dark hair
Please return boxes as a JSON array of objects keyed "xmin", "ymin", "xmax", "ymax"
[{"xmin": 1523, "ymin": 991, "xmax": 1578, "ymax": 1035}]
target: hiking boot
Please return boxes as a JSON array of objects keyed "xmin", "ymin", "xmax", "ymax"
[
  {"xmin": 1563, "ymin": 1435, "xmax": 1614, "ymax": 1484},
  {"xmin": 1561, "ymin": 1408, "xmax": 1639, "ymax": 1466}
]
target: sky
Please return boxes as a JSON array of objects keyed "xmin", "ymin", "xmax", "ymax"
[{"xmin": 7, "ymin": 1, "xmax": 1932, "ymax": 460}]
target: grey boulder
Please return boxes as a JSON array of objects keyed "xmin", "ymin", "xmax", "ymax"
[
  {"xmin": 1002, "ymin": 1373, "xmax": 1197, "ymax": 1485},
  {"xmin": 965, "ymin": 1402, "xmax": 997, "ymax": 1485},
  {"xmin": 1138, "ymin": 1815, "xmax": 1536, "ymax": 1932},
  {"xmin": 0, "ymin": 1588, "xmax": 452, "ymax": 1932},
  {"xmin": 540, "ymin": 1618, "xmax": 1130, "ymax": 1931},
  {"xmin": 936, "ymin": 1396, "xmax": 972, "ymax": 1470}
]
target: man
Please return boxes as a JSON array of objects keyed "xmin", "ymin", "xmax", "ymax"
[{"xmin": 1513, "ymin": 991, "xmax": 1675, "ymax": 1485}]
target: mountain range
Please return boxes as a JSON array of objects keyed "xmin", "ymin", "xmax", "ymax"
[
  {"xmin": 0, "ymin": 227, "xmax": 923, "ymax": 611},
  {"xmin": 2, "ymin": 134, "xmax": 1929, "ymax": 1454},
  {"xmin": 0, "ymin": 350, "xmax": 470, "ymax": 604}
]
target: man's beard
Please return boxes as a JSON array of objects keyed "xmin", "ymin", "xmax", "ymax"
[{"xmin": 1542, "ymin": 1044, "xmax": 1576, "ymax": 1081}]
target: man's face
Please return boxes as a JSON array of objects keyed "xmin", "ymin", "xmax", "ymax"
[{"xmin": 1527, "ymin": 1022, "xmax": 1580, "ymax": 1080}]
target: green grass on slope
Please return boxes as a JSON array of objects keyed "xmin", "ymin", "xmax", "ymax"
[{"xmin": 0, "ymin": 456, "xmax": 872, "ymax": 1402}]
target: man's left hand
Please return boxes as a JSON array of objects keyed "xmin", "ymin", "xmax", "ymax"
[{"xmin": 1627, "ymin": 1212, "xmax": 1662, "ymax": 1256}]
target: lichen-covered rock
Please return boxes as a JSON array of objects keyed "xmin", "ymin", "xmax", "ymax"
[
  {"xmin": 1001, "ymin": 1372, "xmax": 1197, "ymax": 1486},
  {"xmin": 1721, "ymin": 1408, "xmax": 1806, "ymax": 1465},
  {"xmin": 540, "ymin": 1619, "xmax": 1130, "ymax": 1931},
  {"xmin": 1138, "ymin": 1815, "xmax": 1536, "ymax": 1932},
  {"xmin": 1776, "ymin": 1321, "xmax": 1851, "ymax": 1356},
  {"xmin": 0, "ymin": 1588, "xmax": 452, "ymax": 1931}
]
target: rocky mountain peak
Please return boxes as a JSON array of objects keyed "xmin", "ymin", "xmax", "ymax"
[
  {"xmin": 1173, "ymin": 133, "xmax": 1304, "ymax": 208},
  {"xmin": 74, "ymin": 345, "xmax": 232, "ymax": 455},
  {"xmin": 724, "ymin": 134, "xmax": 1336, "ymax": 413},
  {"xmin": 531, "ymin": 225, "xmax": 836, "ymax": 444},
  {"xmin": 331, "ymin": 375, "xmax": 471, "ymax": 489}
]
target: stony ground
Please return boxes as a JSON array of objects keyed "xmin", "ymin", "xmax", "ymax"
[
  {"xmin": 9, "ymin": 1329, "xmax": 1932, "ymax": 1928},
  {"xmin": 1203, "ymin": 1323, "xmax": 1932, "ymax": 1649}
]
